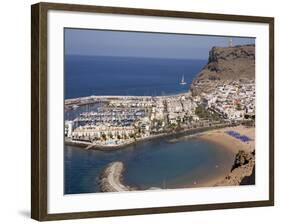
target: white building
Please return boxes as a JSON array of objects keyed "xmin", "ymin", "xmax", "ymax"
[
  {"xmin": 72, "ymin": 125, "xmax": 136, "ymax": 141},
  {"xmin": 64, "ymin": 120, "xmax": 73, "ymax": 138}
]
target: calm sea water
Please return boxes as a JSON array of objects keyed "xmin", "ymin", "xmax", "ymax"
[
  {"xmin": 64, "ymin": 138, "xmax": 234, "ymax": 194},
  {"xmin": 64, "ymin": 55, "xmax": 206, "ymax": 98}
]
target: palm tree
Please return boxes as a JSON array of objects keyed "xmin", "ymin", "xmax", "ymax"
[{"xmin": 101, "ymin": 133, "xmax": 107, "ymax": 141}]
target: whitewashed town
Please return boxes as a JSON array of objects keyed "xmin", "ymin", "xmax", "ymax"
[{"xmin": 64, "ymin": 78, "xmax": 255, "ymax": 149}]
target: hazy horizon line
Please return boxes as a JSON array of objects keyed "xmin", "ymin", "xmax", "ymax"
[{"xmin": 64, "ymin": 54, "xmax": 209, "ymax": 60}]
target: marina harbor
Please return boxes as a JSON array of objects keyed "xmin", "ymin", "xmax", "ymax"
[{"xmin": 65, "ymin": 79, "xmax": 255, "ymax": 149}]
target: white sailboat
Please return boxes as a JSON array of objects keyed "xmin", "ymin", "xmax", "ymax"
[{"xmin": 180, "ymin": 75, "xmax": 187, "ymax": 85}]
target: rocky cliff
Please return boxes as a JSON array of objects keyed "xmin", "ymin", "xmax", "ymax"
[
  {"xmin": 215, "ymin": 150, "xmax": 255, "ymax": 186},
  {"xmin": 190, "ymin": 44, "xmax": 255, "ymax": 95}
]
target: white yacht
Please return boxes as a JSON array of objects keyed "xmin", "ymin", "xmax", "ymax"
[{"xmin": 180, "ymin": 75, "xmax": 187, "ymax": 85}]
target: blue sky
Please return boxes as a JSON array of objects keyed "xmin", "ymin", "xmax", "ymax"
[{"xmin": 65, "ymin": 28, "xmax": 255, "ymax": 60}]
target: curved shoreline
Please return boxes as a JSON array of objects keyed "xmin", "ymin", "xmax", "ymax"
[
  {"xmin": 197, "ymin": 126, "xmax": 255, "ymax": 154},
  {"xmin": 66, "ymin": 123, "xmax": 238, "ymax": 151},
  {"xmin": 174, "ymin": 126, "xmax": 255, "ymax": 187},
  {"xmin": 98, "ymin": 126, "xmax": 255, "ymax": 192},
  {"xmin": 99, "ymin": 153, "xmax": 255, "ymax": 193}
]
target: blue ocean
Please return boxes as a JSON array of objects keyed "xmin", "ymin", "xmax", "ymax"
[{"xmin": 64, "ymin": 55, "xmax": 206, "ymax": 98}]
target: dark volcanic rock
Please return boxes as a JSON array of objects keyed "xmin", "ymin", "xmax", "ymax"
[
  {"xmin": 190, "ymin": 44, "xmax": 255, "ymax": 95},
  {"xmin": 231, "ymin": 150, "xmax": 254, "ymax": 171},
  {"xmin": 240, "ymin": 165, "xmax": 255, "ymax": 185},
  {"xmin": 215, "ymin": 150, "xmax": 255, "ymax": 186}
]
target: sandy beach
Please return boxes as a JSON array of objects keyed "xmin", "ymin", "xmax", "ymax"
[
  {"xmin": 193, "ymin": 125, "xmax": 255, "ymax": 187},
  {"xmin": 169, "ymin": 125, "xmax": 255, "ymax": 188},
  {"xmin": 197, "ymin": 125, "xmax": 255, "ymax": 154}
]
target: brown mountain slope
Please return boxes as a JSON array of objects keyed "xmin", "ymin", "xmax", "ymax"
[{"xmin": 190, "ymin": 44, "xmax": 255, "ymax": 95}]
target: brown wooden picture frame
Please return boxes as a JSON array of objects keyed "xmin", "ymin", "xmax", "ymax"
[{"xmin": 31, "ymin": 2, "xmax": 274, "ymax": 221}]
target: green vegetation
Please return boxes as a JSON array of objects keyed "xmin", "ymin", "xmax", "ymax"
[
  {"xmin": 101, "ymin": 133, "xmax": 107, "ymax": 141},
  {"xmin": 195, "ymin": 105, "xmax": 221, "ymax": 121},
  {"xmin": 168, "ymin": 123, "xmax": 180, "ymax": 131},
  {"xmin": 236, "ymin": 104, "xmax": 242, "ymax": 111},
  {"xmin": 185, "ymin": 115, "xmax": 193, "ymax": 123},
  {"xmin": 243, "ymin": 114, "xmax": 255, "ymax": 126},
  {"xmin": 244, "ymin": 114, "xmax": 250, "ymax": 119}
]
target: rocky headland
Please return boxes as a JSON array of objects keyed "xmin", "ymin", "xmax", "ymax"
[
  {"xmin": 190, "ymin": 44, "xmax": 255, "ymax": 95},
  {"xmin": 215, "ymin": 150, "xmax": 255, "ymax": 186}
]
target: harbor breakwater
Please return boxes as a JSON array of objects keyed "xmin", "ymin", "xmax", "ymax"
[{"xmin": 99, "ymin": 161, "xmax": 136, "ymax": 192}]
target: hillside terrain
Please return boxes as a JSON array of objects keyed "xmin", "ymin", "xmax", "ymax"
[{"xmin": 190, "ymin": 44, "xmax": 255, "ymax": 95}]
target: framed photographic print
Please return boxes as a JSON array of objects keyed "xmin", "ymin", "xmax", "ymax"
[{"xmin": 31, "ymin": 2, "xmax": 274, "ymax": 221}]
